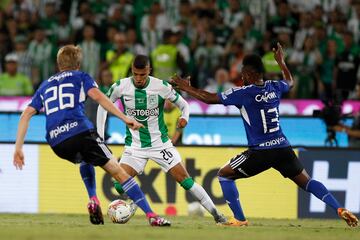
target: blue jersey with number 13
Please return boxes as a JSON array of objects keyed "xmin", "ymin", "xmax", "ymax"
[
  {"xmin": 218, "ymin": 80, "xmax": 291, "ymax": 149},
  {"xmin": 29, "ymin": 71, "xmax": 97, "ymax": 146}
]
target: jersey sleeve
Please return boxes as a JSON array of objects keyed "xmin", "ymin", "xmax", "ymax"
[
  {"xmin": 28, "ymin": 89, "xmax": 43, "ymax": 112},
  {"xmin": 276, "ymin": 80, "xmax": 290, "ymax": 94},
  {"xmin": 82, "ymin": 72, "xmax": 98, "ymax": 93},
  {"xmin": 161, "ymin": 81, "xmax": 180, "ymax": 103},
  {"xmin": 106, "ymin": 81, "xmax": 122, "ymax": 102},
  {"xmin": 217, "ymin": 87, "xmax": 245, "ymax": 106}
]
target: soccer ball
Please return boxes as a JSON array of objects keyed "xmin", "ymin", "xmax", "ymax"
[{"xmin": 107, "ymin": 199, "xmax": 136, "ymax": 224}]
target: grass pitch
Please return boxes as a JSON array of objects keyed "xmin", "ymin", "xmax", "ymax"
[{"xmin": 0, "ymin": 214, "xmax": 359, "ymax": 240}]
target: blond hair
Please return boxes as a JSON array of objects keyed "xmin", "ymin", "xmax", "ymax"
[{"xmin": 57, "ymin": 45, "xmax": 82, "ymax": 71}]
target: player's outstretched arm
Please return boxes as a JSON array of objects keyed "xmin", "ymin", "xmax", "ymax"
[
  {"xmin": 14, "ymin": 106, "xmax": 37, "ymax": 170},
  {"xmin": 173, "ymin": 96, "xmax": 189, "ymax": 128},
  {"xmin": 88, "ymin": 88, "xmax": 143, "ymax": 130},
  {"xmin": 96, "ymin": 104, "xmax": 107, "ymax": 139},
  {"xmin": 169, "ymin": 75, "xmax": 221, "ymax": 104},
  {"xmin": 273, "ymin": 42, "xmax": 294, "ymax": 88}
]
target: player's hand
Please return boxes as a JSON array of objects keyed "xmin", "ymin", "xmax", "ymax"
[
  {"xmin": 272, "ymin": 42, "xmax": 286, "ymax": 66},
  {"xmin": 177, "ymin": 118, "xmax": 187, "ymax": 129},
  {"xmin": 13, "ymin": 149, "xmax": 25, "ymax": 170},
  {"xmin": 125, "ymin": 118, "xmax": 144, "ymax": 130},
  {"xmin": 332, "ymin": 125, "xmax": 346, "ymax": 132},
  {"xmin": 169, "ymin": 74, "xmax": 191, "ymax": 91}
]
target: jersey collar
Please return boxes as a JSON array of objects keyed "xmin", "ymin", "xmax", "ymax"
[{"xmin": 131, "ymin": 76, "xmax": 150, "ymax": 89}]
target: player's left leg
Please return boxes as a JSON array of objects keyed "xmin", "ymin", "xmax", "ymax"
[
  {"xmin": 291, "ymin": 169, "xmax": 358, "ymax": 227},
  {"xmin": 274, "ymin": 147, "xmax": 358, "ymax": 227},
  {"xmin": 153, "ymin": 147, "xmax": 226, "ymax": 223},
  {"xmin": 79, "ymin": 161, "xmax": 103, "ymax": 224},
  {"xmin": 168, "ymin": 162, "xmax": 226, "ymax": 224},
  {"xmin": 113, "ymin": 163, "xmax": 138, "ymax": 198}
]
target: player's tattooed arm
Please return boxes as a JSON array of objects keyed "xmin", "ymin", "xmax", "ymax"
[
  {"xmin": 273, "ymin": 42, "xmax": 294, "ymax": 88},
  {"xmin": 170, "ymin": 75, "xmax": 221, "ymax": 104}
]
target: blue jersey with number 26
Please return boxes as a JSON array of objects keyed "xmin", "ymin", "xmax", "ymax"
[
  {"xmin": 218, "ymin": 80, "xmax": 291, "ymax": 149},
  {"xmin": 29, "ymin": 70, "xmax": 97, "ymax": 146}
]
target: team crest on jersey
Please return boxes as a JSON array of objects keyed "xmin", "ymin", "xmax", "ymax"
[
  {"xmin": 136, "ymin": 98, "xmax": 145, "ymax": 104},
  {"xmin": 148, "ymin": 95, "xmax": 158, "ymax": 108}
]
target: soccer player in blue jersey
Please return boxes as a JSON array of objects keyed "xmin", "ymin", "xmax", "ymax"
[
  {"xmin": 170, "ymin": 43, "xmax": 358, "ymax": 227},
  {"xmin": 13, "ymin": 45, "xmax": 171, "ymax": 226}
]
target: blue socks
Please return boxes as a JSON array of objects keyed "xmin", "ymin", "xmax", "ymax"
[
  {"xmin": 79, "ymin": 162, "xmax": 97, "ymax": 198},
  {"xmin": 218, "ymin": 177, "xmax": 246, "ymax": 221},
  {"xmin": 122, "ymin": 177, "xmax": 153, "ymax": 214},
  {"xmin": 306, "ymin": 179, "xmax": 342, "ymax": 211}
]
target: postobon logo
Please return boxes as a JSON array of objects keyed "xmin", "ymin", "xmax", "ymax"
[
  {"xmin": 126, "ymin": 108, "xmax": 159, "ymax": 121},
  {"xmin": 49, "ymin": 121, "xmax": 78, "ymax": 139}
]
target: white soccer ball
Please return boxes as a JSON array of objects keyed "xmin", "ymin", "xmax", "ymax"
[{"xmin": 107, "ymin": 199, "xmax": 136, "ymax": 224}]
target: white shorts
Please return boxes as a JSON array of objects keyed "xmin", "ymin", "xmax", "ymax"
[{"xmin": 120, "ymin": 146, "xmax": 182, "ymax": 174}]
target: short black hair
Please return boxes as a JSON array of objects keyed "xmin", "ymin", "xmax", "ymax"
[
  {"xmin": 133, "ymin": 55, "xmax": 149, "ymax": 69},
  {"xmin": 242, "ymin": 54, "xmax": 265, "ymax": 74}
]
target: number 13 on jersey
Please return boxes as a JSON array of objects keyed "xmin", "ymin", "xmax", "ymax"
[{"xmin": 260, "ymin": 107, "xmax": 279, "ymax": 134}]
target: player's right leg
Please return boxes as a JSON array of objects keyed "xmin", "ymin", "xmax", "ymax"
[
  {"xmin": 217, "ymin": 149, "xmax": 272, "ymax": 226},
  {"xmin": 51, "ymin": 131, "xmax": 106, "ymax": 225},
  {"xmin": 79, "ymin": 161, "xmax": 103, "ymax": 225},
  {"xmin": 102, "ymin": 158, "xmax": 171, "ymax": 226},
  {"xmin": 217, "ymin": 164, "xmax": 248, "ymax": 227},
  {"xmin": 111, "ymin": 148, "xmax": 171, "ymax": 226}
]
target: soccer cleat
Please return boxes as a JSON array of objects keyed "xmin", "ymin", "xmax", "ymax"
[
  {"xmin": 214, "ymin": 213, "xmax": 228, "ymax": 224},
  {"xmin": 338, "ymin": 208, "xmax": 358, "ymax": 227},
  {"xmin": 146, "ymin": 213, "xmax": 171, "ymax": 227},
  {"xmin": 87, "ymin": 199, "xmax": 104, "ymax": 225},
  {"xmin": 220, "ymin": 217, "xmax": 248, "ymax": 227}
]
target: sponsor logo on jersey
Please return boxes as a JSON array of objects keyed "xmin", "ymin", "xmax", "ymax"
[
  {"xmin": 126, "ymin": 108, "xmax": 160, "ymax": 121},
  {"xmin": 255, "ymin": 91, "xmax": 277, "ymax": 102},
  {"xmin": 48, "ymin": 72, "xmax": 73, "ymax": 82},
  {"xmin": 258, "ymin": 136, "xmax": 286, "ymax": 147},
  {"xmin": 49, "ymin": 121, "xmax": 78, "ymax": 139}
]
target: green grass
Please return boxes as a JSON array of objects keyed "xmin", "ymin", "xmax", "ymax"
[{"xmin": 0, "ymin": 214, "xmax": 359, "ymax": 240}]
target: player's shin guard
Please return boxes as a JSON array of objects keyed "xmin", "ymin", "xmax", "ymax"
[
  {"xmin": 79, "ymin": 162, "xmax": 97, "ymax": 199},
  {"xmin": 122, "ymin": 177, "xmax": 153, "ymax": 215},
  {"xmin": 218, "ymin": 176, "xmax": 246, "ymax": 221},
  {"xmin": 305, "ymin": 179, "xmax": 341, "ymax": 211},
  {"xmin": 181, "ymin": 178, "xmax": 222, "ymax": 219}
]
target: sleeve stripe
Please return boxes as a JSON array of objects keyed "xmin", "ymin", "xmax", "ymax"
[{"xmin": 171, "ymin": 93, "xmax": 180, "ymax": 103}]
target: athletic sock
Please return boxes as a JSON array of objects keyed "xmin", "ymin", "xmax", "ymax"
[
  {"xmin": 306, "ymin": 179, "xmax": 342, "ymax": 211},
  {"xmin": 113, "ymin": 180, "xmax": 125, "ymax": 194},
  {"xmin": 188, "ymin": 182, "xmax": 221, "ymax": 217},
  {"xmin": 218, "ymin": 177, "xmax": 246, "ymax": 221},
  {"xmin": 79, "ymin": 162, "xmax": 97, "ymax": 198},
  {"xmin": 122, "ymin": 177, "xmax": 153, "ymax": 214}
]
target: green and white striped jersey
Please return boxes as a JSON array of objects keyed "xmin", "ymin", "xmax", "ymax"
[{"xmin": 97, "ymin": 76, "xmax": 184, "ymax": 149}]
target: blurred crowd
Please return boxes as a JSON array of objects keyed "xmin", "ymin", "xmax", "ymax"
[{"xmin": 1, "ymin": 0, "xmax": 360, "ymax": 101}]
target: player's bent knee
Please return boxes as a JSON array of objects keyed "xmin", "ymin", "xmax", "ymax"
[
  {"xmin": 217, "ymin": 167, "xmax": 228, "ymax": 177},
  {"xmin": 180, "ymin": 177, "xmax": 194, "ymax": 190},
  {"xmin": 217, "ymin": 164, "xmax": 235, "ymax": 178}
]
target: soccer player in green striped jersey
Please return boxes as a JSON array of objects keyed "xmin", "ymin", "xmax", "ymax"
[{"xmin": 97, "ymin": 55, "xmax": 226, "ymax": 224}]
